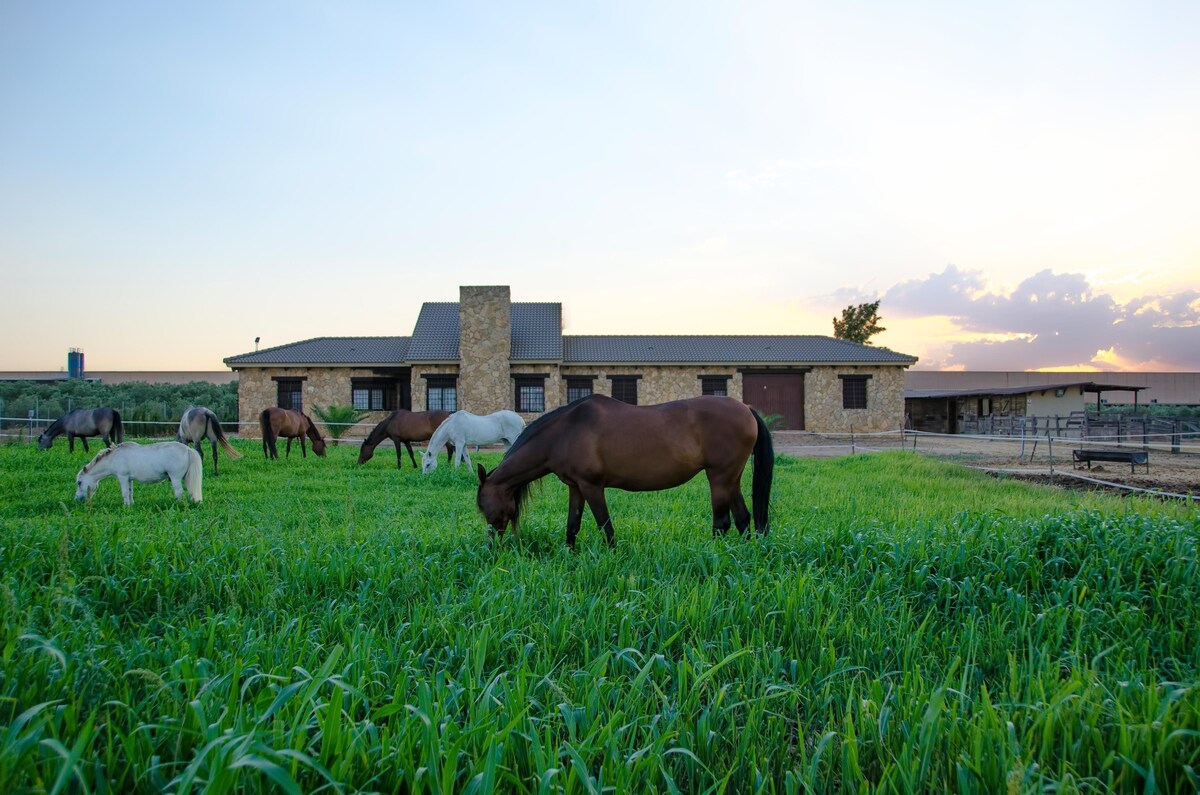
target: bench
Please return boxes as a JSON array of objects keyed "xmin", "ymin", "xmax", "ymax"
[{"xmin": 1071, "ymin": 448, "xmax": 1149, "ymax": 474}]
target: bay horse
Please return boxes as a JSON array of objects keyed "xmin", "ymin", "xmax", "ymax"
[
  {"xmin": 422, "ymin": 409, "xmax": 526, "ymax": 474},
  {"xmin": 476, "ymin": 395, "xmax": 773, "ymax": 548},
  {"xmin": 76, "ymin": 441, "xmax": 203, "ymax": 505},
  {"xmin": 38, "ymin": 407, "xmax": 123, "ymax": 452},
  {"xmin": 261, "ymin": 407, "xmax": 327, "ymax": 459},
  {"xmin": 177, "ymin": 406, "xmax": 243, "ymax": 475},
  {"xmin": 357, "ymin": 409, "xmax": 454, "ymax": 469}
]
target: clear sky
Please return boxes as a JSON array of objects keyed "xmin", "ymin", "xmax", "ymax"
[{"xmin": 2, "ymin": 1, "xmax": 1197, "ymax": 372}]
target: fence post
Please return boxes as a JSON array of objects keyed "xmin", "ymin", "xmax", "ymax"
[
  {"xmin": 1048, "ymin": 436, "xmax": 1054, "ymax": 483},
  {"xmin": 850, "ymin": 425, "xmax": 856, "ymax": 455},
  {"xmin": 1172, "ymin": 421, "xmax": 1181, "ymax": 454}
]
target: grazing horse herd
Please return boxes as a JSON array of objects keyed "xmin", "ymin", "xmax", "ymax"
[{"xmin": 39, "ymin": 395, "xmax": 775, "ymax": 546}]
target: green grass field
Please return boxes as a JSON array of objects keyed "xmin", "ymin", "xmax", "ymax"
[{"xmin": 1, "ymin": 440, "xmax": 1198, "ymax": 793}]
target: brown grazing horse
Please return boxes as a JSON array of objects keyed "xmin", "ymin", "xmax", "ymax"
[
  {"xmin": 476, "ymin": 394, "xmax": 773, "ymax": 548},
  {"xmin": 39, "ymin": 407, "xmax": 123, "ymax": 452},
  {"xmin": 261, "ymin": 408, "xmax": 327, "ymax": 459},
  {"xmin": 357, "ymin": 409, "xmax": 455, "ymax": 468}
]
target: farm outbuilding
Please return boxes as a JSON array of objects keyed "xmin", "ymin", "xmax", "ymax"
[
  {"xmin": 905, "ymin": 381, "xmax": 1147, "ymax": 435},
  {"xmin": 224, "ymin": 285, "xmax": 918, "ymax": 437}
]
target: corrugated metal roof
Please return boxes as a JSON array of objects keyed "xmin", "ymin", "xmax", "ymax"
[
  {"xmin": 224, "ymin": 337, "xmax": 409, "ymax": 366},
  {"xmin": 406, "ymin": 302, "xmax": 564, "ymax": 361},
  {"xmin": 905, "ymin": 381, "xmax": 1146, "ymax": 400},
  {"xmin": 563, "ymin": 335, "xmax": 917, "ymax": 364}
]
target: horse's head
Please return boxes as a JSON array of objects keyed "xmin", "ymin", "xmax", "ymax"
[
  {"xmin": 75, "ymin": 469, "xmax": 97, "ymax": 500},
  {"xmin": 356, "ymin": 445, "xmax": 373, "ymax": 465},
  {"xmin": 37, "ymin": 432, "xmax": 53, "ymax": 450},
  {"xmin": 476, "ymin": 464, "xmax": 520, "ymax": 540},
  {"xmin": 312, "ymin": 437, "xmax": 327, "ymax": 457},
  {"xmin": 421, "ymin": 449, "xmax": 438, "ymax": 474}
]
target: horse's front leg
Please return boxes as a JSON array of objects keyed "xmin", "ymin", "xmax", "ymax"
[
  {"xmin": 565, "ymin": 484, "xmax": 585, "ymax": 549},
  {"xmin": 445, "ymin": 443, "xmax": 455, "ymax": 464},
  {"xmin": 580, "ymin": 484, "xmax": 616, "ymax": 548},
  {"xmin": 286, "ymin": 438, "xmax": 293, "ymax": 458},
  {"xmin": 81, "ymin": 436, "xmax": 89, "ymax": 453},
  {"xmin": 119, "ymin": 475, "xmax": 133, "ymax": 506},
  {"xmin": 458, "ymin": 444, "xmax": 472, "ymax": 470},
  {"xmin": 300, "ymin": 437, "xmax": 307, "ymax": 458}
]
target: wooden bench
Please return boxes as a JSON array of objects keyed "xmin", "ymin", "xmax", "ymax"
[{"xmin": 1072, "ymin": 448, "xmax": 1149, "ymax": 474}]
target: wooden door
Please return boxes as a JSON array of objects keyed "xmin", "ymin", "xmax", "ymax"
[{"xmin": 742, "ymin": 373, "xmax": 805, "ymax": 430}]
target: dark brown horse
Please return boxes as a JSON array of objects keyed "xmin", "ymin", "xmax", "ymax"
[
  {"xmin": 39, "ymin": 407, "xmax": 123, "ymax": 452},
  {"xmin": 261, "ymin": 408, "xmax": 327, "ymax": 459},
  {"xmin": 357, "ymin": 409, "xmax": 455, "ymax": 468},
  {"xmin": 476, "ymin": 394, "xmax": 773, "ymax": 548}
]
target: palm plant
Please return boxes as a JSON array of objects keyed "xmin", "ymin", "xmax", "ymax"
[{"xmin": 312, "ymin": 404, "xmax": 368, "ymax": 445}]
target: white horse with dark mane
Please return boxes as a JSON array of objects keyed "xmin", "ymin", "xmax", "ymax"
[
  {"xmin": 75, "ymin": 442, "xmax": 203, "ymax": 505},
  {"xmin": 422, "ymin": 410, "xmax": 525, "ymax": 474}
]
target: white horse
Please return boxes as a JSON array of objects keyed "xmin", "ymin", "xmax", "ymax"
[
  {"xmin": 422, "ymin": 410, "xmax": 526, "ymax": 474},
  {"xmin": 75, "ymin": 441, "xmax": 203, "ymax": 505}
]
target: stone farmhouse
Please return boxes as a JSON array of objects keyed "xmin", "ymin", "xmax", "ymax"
[{"xmin": 224, "ymin": 286, "xmax": 917, "ymax": 437}]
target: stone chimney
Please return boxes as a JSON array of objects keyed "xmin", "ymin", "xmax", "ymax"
[{"xmin": 458, "ymin": 285, "xmax": 511, "ymax": 412}]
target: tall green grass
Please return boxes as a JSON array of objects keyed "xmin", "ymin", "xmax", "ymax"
[{"xmin": 1, "ymin": 443, "xmax": 1197, "ymax": 793}]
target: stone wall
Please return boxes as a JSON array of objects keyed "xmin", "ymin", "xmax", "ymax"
[
  {"xmin": 458, "ymin": 286, "xmax": 511, "ymax": 413},
  {"xmin": 232, "ymin": 367, "xmax": 392, "ymax": 441},
  {"xmin": 804, "ymin": 366, "xmax": 907, "ymax": 433},
  {"xmin": 557, "ymin": 366, "xmax": 743, "ymax": 406}
]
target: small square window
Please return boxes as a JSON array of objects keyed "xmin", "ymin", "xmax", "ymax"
[
  {"xmin": 841, "ymin": 376, "xmax": 868, "ymax": 409},
  {"xmin": 611, "ymin": 376, "xmax": 638, "ymax": 405},
  {"xmin": 276, "ymin": 379, "xmax": 303, "ymax": 410},
  {"xmin": 427, "ymin": 376, "xmax": 457, "ymax": 412},
  {"xmin": 566, "ymin": 377, "xmax": 594, "ymax": 403},
  {"xmin": 701, "ymin": 376, "xmax": 729, "ymax": 397},
  {"xmin": 515, "ymin": 377, "xmax": 546, "ymax": 413}
]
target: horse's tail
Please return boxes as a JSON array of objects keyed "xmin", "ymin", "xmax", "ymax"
[
  {"xmin": 184, "ymin": 446, "xmax": 203, "ymax": 502},
  {"xmin": 111, "ymin": 409, "xmax": 124, "ymax": 444},
  {"xmin": 751, "ymin": 410, "xmax": 774, "ymax": 534},
  {"xmin": 209, "ymin": 410, "xmax": 242, "ymax": 459},
  {"xmin": 261, "ymin": 409, "xmax": 277, "ymax": 458}
]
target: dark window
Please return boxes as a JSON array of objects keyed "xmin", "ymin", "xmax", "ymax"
[
  {"xmin": 277, "ymin": 378, "xmax": 303, "ymax": 410},
  {"xmin": 514, "ymin": 376, "xmax": 546, "ymax": 413},
  {"xmin": 841, "ymin": 375, "xmax": 869, "ymax": 409},
  {"xmin": 610, "ymin": 376, "xmax": 639, "ymax": 405},
  {"xmin": 427, "ymin": 376, "xmax": 457, "ymax": 412},
  {"xmin": 701, "ymin": 376, "xmax": 729, "ymax": 397},
  {"xmin": 351, "ymin": 378, "xmax": 396, "ymax": 412},
  {"xmin": 566, "ymin": 377, "xmax": 594, "ymax": 403}
]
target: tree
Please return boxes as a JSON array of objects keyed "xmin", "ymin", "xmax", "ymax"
[{"xmin": 833, "ymin": 301, "xmax": 886, "ymax": 344}]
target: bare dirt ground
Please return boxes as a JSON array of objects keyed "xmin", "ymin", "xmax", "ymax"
[{"xmin": 773, "ymin": 431, "xmax": 1200, "ymax": 499}]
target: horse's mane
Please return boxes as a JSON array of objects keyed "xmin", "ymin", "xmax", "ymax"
[
  {"xmin": 362, "ymin": 414, "xmax": 393, "ymax": 448},
  {"xmin": 502, "ymin": 398, "xmax": 598, "ymax": 528},
  {"xmin": 82, "ymin": 444, "xmax": 122, "ymax": 472},
  {"xmin": 502, "ymin": 398, "xmax": 590, "ymax": 462}
]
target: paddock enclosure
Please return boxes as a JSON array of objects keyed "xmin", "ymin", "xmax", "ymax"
[{"xmin": 1, "ymin": 440, "xmax": 1197, "ymax": 792}]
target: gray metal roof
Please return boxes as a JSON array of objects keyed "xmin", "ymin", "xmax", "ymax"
[
  {"xmin": 406, "ymin": 302, "xmax": 564, "ymax": 361},
  {"xmin": 563, "ymin": 335, "xmax": 917, "ymax": 365},
  {"xmin": 905, "ymin": 382, "xmax": 1146, "ymax": 400},
  {"xmin": 224, "ymin": 337, "xmax": 409, "ymax": 366}
]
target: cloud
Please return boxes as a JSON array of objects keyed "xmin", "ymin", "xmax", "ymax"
[{"xmin": 880, "ymin": 266, "xmax": 1200, "ymax": 370}]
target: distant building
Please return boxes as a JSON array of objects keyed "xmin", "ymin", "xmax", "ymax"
[{"xmin": 224, "ymin": 285, "xmax": 918, "ymax": 436}]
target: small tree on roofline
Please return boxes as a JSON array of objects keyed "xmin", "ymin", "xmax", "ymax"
[{"xmin": 833, "ymin": 301, "xmax": 886, "ymax": 344}]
